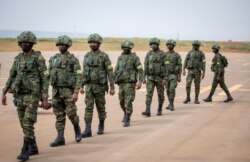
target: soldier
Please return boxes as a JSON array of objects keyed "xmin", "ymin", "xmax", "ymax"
[
  {"xmin": 1, "ymin": 31, "xmax": 49, "ymax": 161},
  {"xmin": 163, "ymin": 39, "xmax": 182, "ymax": 111},
  {"xmin": 80, "ymin": 33, "xmax": 115, "ymax": 137},
  {"xmin": 142, "ymin": 38, "xmax": 165, "ymax": 117},
  {"xmin": 204, "ymin": 45, "xmax": 233, "ymax": 102},
  {"xmin": 183, "ymin": 40, "xmax": 206, "ymax": 104},
  {"xmin": 49, "ymin": 35, "xmax": 82, "ymax": 147},
  {"xmin": 114, "ymin": 40, "xmax": 144, "ymax": 127}
]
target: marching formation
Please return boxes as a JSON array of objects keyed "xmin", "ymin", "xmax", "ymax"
[{"xmin": 1, "ymin": 31, "xmax": 233, "ymax": 161}]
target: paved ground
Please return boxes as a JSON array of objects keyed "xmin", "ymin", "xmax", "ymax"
[{"xmin": 0, "ymin": 51, "xmax": 250, "ymax": 162}]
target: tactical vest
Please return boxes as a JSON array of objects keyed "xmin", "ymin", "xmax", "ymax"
[
  {"xmin": 211, "ymin": 53, "xmax": 226, "ymax": 73},
  {"xmin": 83, "ymin": 52, "xmax": 108, "ymax": 84},
  {"xmin": 50, "ymin": 53, "xmax": 76, "ymax": 87},
  {"xmin": 115, "ymin": 53, "xmax": 138, "ymax": 83},
  {"xmin": 146, "ymin": 50, "xmax": 164, "ymax": 76},
  {"xmin": 186, "ymin": 51, "xmax": 203, "ymax": 70},
  {"xmin": 165, "ymin": 52, "xmax": 180, "ymax": 74},
  {"xmin": 14, "ymin": 51, "xmax": 41, "ymax": 94}
]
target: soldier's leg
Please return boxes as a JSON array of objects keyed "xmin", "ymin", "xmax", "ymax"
[
  {"xmin": 118, "ymin": 84, "xmax": 126, "ymax": 122},
  {"xmin": 16, "ymin": 97, "xmax": 25, "ymax": 129},
  {"xmin": 51, "ymin": 96, "xmax": 66, "ymax": 147},
  {"xmin": 123, "ymin": 83, "xmax": 135, "ymax": 127},
  {"xmin": 142, "ymin": 80, "xmax": 155, "ymax": 116},
  {"xmin": 156, "ymin": 81, "xmax": 165, "ymax": 115},
  {"xmin": 165, "ymin": 82, "xmax": 171, "ymax": 109},
  {"xmin": 219, "ymin": 72, "xmax": 233, "ymax": 102},
  {"xmin": 64, "ymin": 94, "xmax": 81, "ymax": 143},
  {"xmin": 95, "ymin": 88, "xmax": 106, "ymax": 135},
  {"xmin": 169, "ymin": 78, "xmax": 178, "ymax": 111},
  {"xmin": 194, "ymin": 73, "xmax": 201, "ymax": 104},
  {"xmin": 184, "ymin": 72, "xmax": 193, "ymax": 103},
  {"xmin": 204, "ymin": 75, "xmax": 218, "ymax": 102}
]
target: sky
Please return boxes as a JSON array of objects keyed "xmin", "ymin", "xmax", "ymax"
[{"xmin": 0, "ymin": 0, "xmax": 250, "ymax": 41}]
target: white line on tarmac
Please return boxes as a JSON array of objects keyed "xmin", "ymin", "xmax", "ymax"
[
  {"xmin": 0, "ymin": 78, "xmax": 8, "ymax": 80},
  {"xmin": 238, "ymin": 88, "xmax": 250, "ymax": 92},
  {"xmin": 218, "ymin": 84, "xmax": 242, "ymax": 96},
  {"xmin": 243, "ymin": 63, "xmax": 250, "ymax": 66},
  {"xmin": 200, "ymin": 85, "xmax": 212, "ymax": 94}
]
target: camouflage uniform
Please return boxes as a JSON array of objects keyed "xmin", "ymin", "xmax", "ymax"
[
  {"xmin": 2, "ymin": 31, "xmax": 49, "ymax": 161},
  {"xmin": 183, "ymin": 40, "xmax": 206, "ymax": 104},
  {"xmin": 164, "ymin": 39, "xmax": 182, "ymax": 111},
  {"xmin": 82, "ymin": 34, "xmax": 115, "ymax": 137},
  {"xmin": 204, "ymin": 44, "xmax": 233, "ymax": 102},
  {"xmin": 142, "ymin": 38, "xmax": 165, "ymax": 117},
  {"xmin": 114, "ymin": 40, "xmax": 144, "ymax": 126},
  {"xmin": 49, "ymin": 35, "xmax": 82, "ymax": 147}
]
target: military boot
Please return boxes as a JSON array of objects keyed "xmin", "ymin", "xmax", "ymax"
[
  {"xmin": 224, "ymin": 95, "xmax": 233, "ymax": 102},
  {"xmin": 74, "ymin": 124, "xmax": 82, "ymax": 143},
  {"xmin": 82, "ymin": 118, "xmax": 92, "ymax": 138},
  {"xmin": 183, "ymin": 93, "xmax": 191, "ymax": 104},
  {"xmin": 50, "ymin": 130, "xmax": 65, "ymax": 147},
  {"xmin": 169, "ymin": 99, "xmax": 175, "ymax": 111},
  {"xmin": 194, "ymin": 94, "xmax": 200, "ymax": 104},
  {"xmin": 123, "ymin": 113, "xmax": 131, "ymax": 127},
  {"xmin": 142, "ymin": 104, "xmax": 151, "ymax": 117},
  {"xmin": 203, "ymin": 93, "xmax": 213, "ymax": 102},
  {"xmin": 122, "ymin": 111, "xmax": 126, "ymax": 123},
  {"xmin": 17, "ymin": 138, "xmax": 30, "ymax": 161},
  {"xmin": 157, "ymin": 103, "xmax": 163, "ymax": 116},
  {"xmin": 97, "ymin": 119, "xmax": 105, "ymax": 135},
  {"xmin": 29, "ymin": 137, "xmax": 39, "ymax": 156}
]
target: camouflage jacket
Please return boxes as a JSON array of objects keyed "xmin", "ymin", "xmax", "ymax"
[
  {"xmin": 183, "ymin": 50, "xmax": 206, "ymax": 72},
  {"xmin": 82, "ymin": 50, "xmax": 115, "ymax": 90},
  {"xmin": 3, "ymin": 50, "xmax": 49, "ymax": 99},
  {"xmin": 164, "ymin": 51, "xmax": 182, "ymax": 79},
  {"xmin": 114, "ymin": 52, "xmax": 144, "ymax": 84},
  {"xmin": 144, "ymin": 49, "xmax": 165, "ymax": 82},
  {"xmin": 211, "ymin": 53, "xmax": 227, "ymax": 74},
  {"xmin": 49, "ymin": 52, "xmax": 82, "ymax": 93}
]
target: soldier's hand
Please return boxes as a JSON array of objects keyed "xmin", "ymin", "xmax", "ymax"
[
  {"xmin": 80, "ymin": 88, "xmax": 85, "ymax": 94},
  {"xmin": 177, "ymin": 75, "xmax": 181, "ymax": 82},
  {"xmin": 161, "ymin": 79, "xmax": 167, "ymax": 86},
  {"xmin": 109, "ymin": 89, "xmax": 115, "ymax": 96},
  {"xmin": 42, "ymin": 99, "xmax": 49, "ymax": 109},
  {"xmin": 183, "ymin": 70, "xmax": 186, "ymax": 76},
  {"xmin": 72, "ymin": 92, "xmax": 78, "ymax": 102},
  {"xmin": 201, "ymin": 72, "xmax": 205, "ymax": 79},
  {"xmin": 1, "ymin": 94, "xmax": 7, "ymax": 105},
  {"xmin": 136, "ymin": 82, "xmax": 142, "ymax": 90},
  {"xmin": 143, "ymin": 79, "xmax": 146, "ymax": 84}
]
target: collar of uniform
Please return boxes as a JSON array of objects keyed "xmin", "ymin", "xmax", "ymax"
[
  {"xmin": 122, "ymin": 52, "xmax": 132, "ymax": 55},
  {"xmin": 60, "ymin": 51, "xmax": 70, "ymax": 56},
  {"xmin": 167, "ymin": 51, "xmax": 175, "ymax": 54},
  {"xmin": 21, "ymin": 49, "xmax": 35, "ymax": 56},
  {"xmin": 91, "ymin": 49, "xmax": 101, "ymax": 55}
]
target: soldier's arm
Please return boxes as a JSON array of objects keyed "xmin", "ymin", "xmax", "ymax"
[
  {"xmin": 201, "ymin": 52, "xmax": 206, "ymax": 72},
  {"xmin": 104, "ymin": 54, "xmax": 115, "ymax": 90},
  {"xmin": 2, "ymin": 58, "xmax": 17, "ymax": 95},
  {"xmin": 144, "ymin": 53, "xmax": 149, "ymax": 79},
  {"xmin": 177, "ymin": 54, "xmax": 183, "ymax": 75},
  {"xmin": 135, "ymin": 55, "xmax": 144, "ymax": 83},
  {"xmin": 183, "ymin": 52, "xmax": 189, "ymax": 71},
  {"xmin": 73, "ymin": 57, "xmax": 82, "ymax": 93},
  {"xmin": 38, "ymin": 54, "xmax": 49, "ymax": 99}
]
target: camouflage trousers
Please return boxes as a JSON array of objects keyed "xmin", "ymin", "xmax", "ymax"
[
  {"xmin": 52, "ymin": 87, "xmax": 80, "ymax": 131},
  {"xmin": 15, "ymin": 94, "xmax": 39, "ymax": 139},
  {"xmin": 210, "ymin": 71, "xmax": 230, "ymax": 95},
  {"xmin": 165, "ymin": 74, "xmax": 178, "ymax": 101},
  {"xmin": 146, "ymin": 79, "xmax": 165, "ymax": 105},
  {"xmin": 118, "ymin": 83, "xmax": 136, "ymax": 115},
  {"xmin": 84, "ymin": 84, "xmax": 107, "ymax": 121},
  {"xmin": 186, "ymin": 70, "xmax": 201, "ymax": 95}
]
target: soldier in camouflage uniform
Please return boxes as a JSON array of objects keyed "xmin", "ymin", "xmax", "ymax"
[
  {"xmin": 1, "ymin": 31, "xmax": 49, "ymax": 161},
  {"xmin": 49, "ymin": 35, "xmax": 82, "ymax": 147},
  {"xmin": 163, "ymin": 39, "xmax": 182, "ymax": 111},
  {"xmin": 204, "ymin": 45, "xmax": 233, "ymax": 102},
  {"xmin": 183, "ymin": 40, "xmax": 206, "ymax": 104},
  {"xmin": 114, "ymin": 40, "xmax": 144, "ymax": 127},
  {"xmin": 80, "ymin": 34, "xmax": 115, "ymax": 137},
  {"xmin": 142, "ymin": 38, "xmax": 165, "ymax": 117}
]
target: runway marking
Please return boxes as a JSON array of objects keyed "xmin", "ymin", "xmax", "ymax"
[
  {"xmin": 243, "ymin": 63, "xmax": 250, "ymax": 66},
  {"xmin": 0, "ymin": 78, "xmax": 8, "ymax": 80},
  {"xmin": 218, "ymin": 84, "xmax": 242, "ymax": 96},
  {"xmin": 238, "ymin": 88, "xmax": 250, "ymax": 92},
  {"xmin": 200, "ymin": 85, "xmax": 211, "ymax": 94}
]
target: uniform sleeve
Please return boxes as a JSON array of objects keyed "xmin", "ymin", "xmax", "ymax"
[
  {"xmin": 144, "ymin": 52, "xmax": 149, "ymax": 79},
  {"xmin": 177, "ymin": 53, "xmax": 182, "ymax": 75},
  {"xmin": 2, "ymin": 57, "xmax": 17, "ymax": 94},
  {"xmin": 183, "ymin": 52, "xmax": 189, "ymax": 70},
  {"xmin": 38, "ymin": 54, "xmax": 49, "ymax": 99},
  {"xmin": 73, "ymin": 57, "xmax": 82, "ymax": 93},
  {"xmin": 161, "ymin": 52, "xmax": 166, "ymax": 78},
  {"xmin": 201, "ymin": 52, "xmax": 206, "ymax": 72},
  {"xmin": 134, "ymin": 55, "xmax": 144, "ymax": 82},
  {"xmin": 104, "ymin": 54, "xmax": 115, "ymax": 90}
]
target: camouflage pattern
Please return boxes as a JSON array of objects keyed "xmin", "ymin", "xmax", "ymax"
[
  {"xmin": 164, "ymin": 51, "xmax": 182, "ymax": 101},
  {"xmin": 144, "ymin": 49, "xmax": 165, "ymax": 104},
  {"xmin": 121, "ymin": 40, "xmax": 134, "ymax": 49},
  {"xmin": 192, "ymin": 40, "xmax": 201, "ymax": 46},
  {"xmin": 183, "ymin": 50, "xmax": 206, "ymax": 94},
  {"xmin": 49, "ymin": 51, "xmax": 82, "ymax": 131},
  {"xmin": 87, "ymin": 33, "xmax": 103, "ymax": 44},
  {"xmin": 166, "ymin": 39, "xmax": 176, "ymax": 46},
  {"xmin": 209, "ymin": 53, "xmax": 230, "ymax": 95},
  {"xmin": 149, "ymin": 38, "xmax": 160, "ymax": 45},
  {"xmin": 56, "ymin": 35, "xmax": 72, "ymax": 47},
  {"xmin": 82, "ymin": 49, "xmax": 115, "ymax": 120},
  {"xmin": 3, "ymin": 50, "xmax": 49, "ymax": 139},
  {"xmin": 17, "ymin": 31, "xmax": 37, "ymax": 44},
  {"xmin": 212, "ymin": 44, "xmax": 221, "ymax": 50},
  {"xmin": 114, "ymin": 51, "xmax": 144, "ymax": 114}
]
